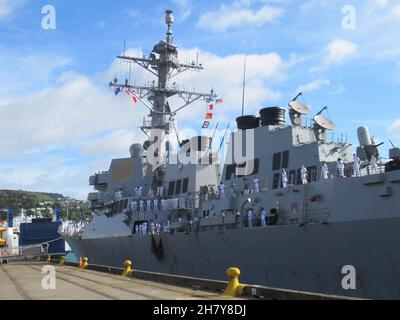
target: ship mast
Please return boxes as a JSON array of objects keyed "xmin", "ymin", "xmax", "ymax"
[{"xmin": 109, "ymin": 10, "xmax": 216, "ymax": 137}]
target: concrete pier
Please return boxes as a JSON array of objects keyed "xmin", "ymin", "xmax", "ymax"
[{"xmin": 0, "ymin": 262, "xmax": 232, "ymax": 300}]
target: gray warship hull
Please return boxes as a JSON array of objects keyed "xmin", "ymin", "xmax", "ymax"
[{"xmin": 64, "ymin": 216, "xmax": 400, "ymax": 300}]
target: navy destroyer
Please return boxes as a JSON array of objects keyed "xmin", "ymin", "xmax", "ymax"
[{"xmin": 61, "ymin": 10, "xmax": 400, "ymax": 299}]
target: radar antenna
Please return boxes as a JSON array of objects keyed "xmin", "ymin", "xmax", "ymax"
[
  {"xmin": 313, "ymin": 106, "xmax": 335, "ymax": 141},
  {"xmin": 288, "ymin": 92, "xmax": 310, "ymax": 126},
  {"xmin": 109, "ymin": 10, "xmax": 217, "ymax": 136}
]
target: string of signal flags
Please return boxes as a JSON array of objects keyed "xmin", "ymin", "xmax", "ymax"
[
  {"xmin": 202, "ymin": 97, "xmax": 224, "ymax": 129},
  {"xmin": 112, "ymin": 86, "xmax": 224, "ymax": 128}
]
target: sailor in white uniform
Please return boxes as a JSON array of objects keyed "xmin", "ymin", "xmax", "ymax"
[
  {"xmin": 261, "ymin": 208, "xmax": 267, "ymax": 228},
  {"xmin": 301, "ymin": 165, "xmax": 308, "ymax": 184},
  {"xmin": 219, "ymin": 182, "xmax": 225, "ymax": 199},
  {"xmin": 157, "ymin": 184, "xmax": 164, "ymax": 197},
  {"xmin": 138, "ymin": 186, "xmax": 143, "ymax": 198},
  {"xmin": 139, "ymin": 200, "xmax": 144, "ymax": 212},
  {"xmin": 370, "ymin": 155, "xmax": 378, "ymax": 174},
  {"xmin": 247, "ymin": 208, "xmax": 253, "ymax": 228},
  {"xmin": 253, "ymin": 176, "xmax": 260, "ymax": 193},
  {"xmin": 153, "ymin": 199, "xmax": 158, "ymax": 211},
  {"xmin": 353, "ymin": 154, "xmax": 361, "ymax": 177},
  {"xmin": 134, "ymin": 187, "xmax": 139, "ymax": 198},
  {"xmin": 147, "ymin": 199, "xmax": 152, "ymax": 211},
  {"xmin": 321, "ymin": 162, "xmax": 329, "ymax": 179},
  {"xmin": 130, "ymin": 200, "xmax": 137, "ymax": 212},
  {"xmin": 115, "ymin": 189, "xmax": 123, "ymax": 200},
  {"xmin": 337, "ymin": 158, "xmax": 345, "ymax": 178},
  {"xmin": 230, "ymin": 182, "xmax": 236, "ymax": 198},
  {"xmin": 143, "ymin": 222, "xmax": 148, "ymax": 235},
  {"xmin": 281, "ymin": 169, "xmax": 288, "ymax": 188}
]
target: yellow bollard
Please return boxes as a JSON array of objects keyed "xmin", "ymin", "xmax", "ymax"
[
  {"xmin": 47, "ymin": 255, "xmax": 52, "ymax": 263},
  {"xmin": 59, "ymin": 256, "xmax": 65, "ymax": 266},
  {"xmin": 82, "ymin": 257, "xmax": 89, "ymax": 269},
  {"xmin": 122, "ymin": 260, "xmax": 133, "ymax": 277},
  {"xmin": 223, "ymin": 267, "xmax": 246, "ymax": 297}
]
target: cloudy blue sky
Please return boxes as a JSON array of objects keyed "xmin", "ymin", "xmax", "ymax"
[{"xmin": 0, "ymin": 0, "xmax": 400, "ymax": 199}]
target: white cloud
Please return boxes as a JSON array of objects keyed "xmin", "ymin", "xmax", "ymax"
[
  {"xmin": 197, "ymin": 2, "xmax": 283, "ymax": 32},
  {"xmin": 0, "ymin": 0, "xmax": 24, "ymax": 20},
  {"xmin": 391, "ymin": 4, "xmax": 400, "ymax": 18},
  {"xmin": 311, "ymin": 39, "xmax": 358, "ymax": 71},
  {"xmin": 373, "ymin": 0, "xmax": 390, "ymax": 8},
  {"xmin": 296, "ymin": 79, "xmax": 330, "ymax": 93},
  {"xmin": 324, "ymin": 39, "xmax": 358, "ymax": 65},
  {"xmin": 173, "ymin": 0, "xmax": 192, "ymax": 21},
  {"xmin": 389, "ymin": 119, "xmax": 400, "ymax": 135},
  {"xmin": 0, "ymin": 46, "xmax": 287, "ymax": 198},
  {"xmin": 300, "ymin": 0, "xmax": 328, "ymax": 13}
]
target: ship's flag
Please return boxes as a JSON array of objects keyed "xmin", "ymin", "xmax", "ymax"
[
  {"xmin": 216, "ymin": 98, "xmax": 223, "ymax": 104},
  {"xmin": 202, "ymin": 121, "xmax": 210, "ymax": 129},
  {"xmin": 205, "ymin": 113, "xmax": 213, "ymax": 120},
  {"xmin": 206, "ymin": 97, "xmax": 214, "ymax": 103},
  {"xmin": 125, "ymin": 88, "xmax": 135, "ymax": 95},
  {"xmin": 207, "ymin": 104, "xmax": 214, "ymax": 111},
  {"xmin": 114, "ymin": 87, "xmax": 121, "ymax": 96},
  {"xmin": 125, "ymin": 88, "xmax": 137, "ymax": 104}
]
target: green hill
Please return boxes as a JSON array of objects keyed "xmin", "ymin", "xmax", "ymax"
[
  {"xmin": 0, "ymin": 190, "xmax": 55, "ymax": 209},
  {"xmin": 0, "ymin": 190, "xmax": 90, "ymax": 221}
]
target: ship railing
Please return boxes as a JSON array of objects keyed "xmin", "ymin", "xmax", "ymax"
[{"xmin": 128, "ymin": 196, "xmax": 198, "ymax": 213}]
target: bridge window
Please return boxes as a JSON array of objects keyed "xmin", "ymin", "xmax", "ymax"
[
  {"xmin": 289, "ymin": 170, "xmax": 296, "ymax": 185},
  {"xmin": 273, "ymin": 173, "xmax": 281, "ymax": 189},
  {"xmin": 307, "ymin": 166, "xmax": 317, "ymax": 182},
  {"xmin": 168, "ymin": 181, "xmax": 176, "ymax": 196},
  {"xmin": 175, "ymin": 179, "xmax": 182, "ymax": 195},
  {"xmin": 225, "ymin": 164, "xmax": 236, "ymax": 180},
  {"xmin": 272, "ymin": 153, "xmax": 281, "ymax": 171},
  {"xmin": 182, "ymin": 178, "xmax": 189, "ymax": 193},
  {"xmin": 296, "ymin": 168, "xmax": 302, "ymax": 185},
  {"xmin": 282, "ymin": 151, "xmax": 290, "ymax": 169}
]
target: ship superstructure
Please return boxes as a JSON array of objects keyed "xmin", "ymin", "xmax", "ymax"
[{"xmin": 61, "ymin": 10, "xmax": 400, "ymax": 299}]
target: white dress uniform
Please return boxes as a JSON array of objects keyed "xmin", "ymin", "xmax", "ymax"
[
  {"xmin": 153, "ymin": 199, "xmax": 158, "ymax": 211},
  {"xmin": 247, "ymin": 209, "xmax": 253, "ymax": 228},
  {"xmin": 253, "ymin": 177, "xmax": 260, "ymax": 193},
  {"xmin": 281, "ymin": 170, "xmax": 288, "ymax": 188},
  {"xmin": 138, "ymin": 186, "xmax": 143, "ymax": 198},
  {"xmin": 139, "ymin": 200, "xmax": 144, "ymax": 212},
  {"xmin": 301, "ymin": 166, "xmax": 308, "ymax": 184},
  {"xmin": 371, "ymin": 156, "xmax": 378, "ymax": 174},
  {"xmin": 219, "ymin": 183, "xmax": 225, "ymax": 199},
  {"xmin": 337, "ymin": 160, "xmax": 345, "ymax": 177},
  {"xmin": 147, "ymin": 199, "xmax": 152, "ymax": 211},
  {"xmin": 353, "ymin": 155, "xmax": 361, "ymax": 177},
  {"xmin": 261, "ymin": 209, "xmax": 267, "ymax": 228},
  {"xmin": 134, "ymin": 187, "xmax": 138, "ymax": 198},
  {"xmin": 321, "ymin": 163, "xmax": 329, "ymax": 179},
  {"xmin": 130, "ymin": 200, "xmax": 137, "ymax": 212}
]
